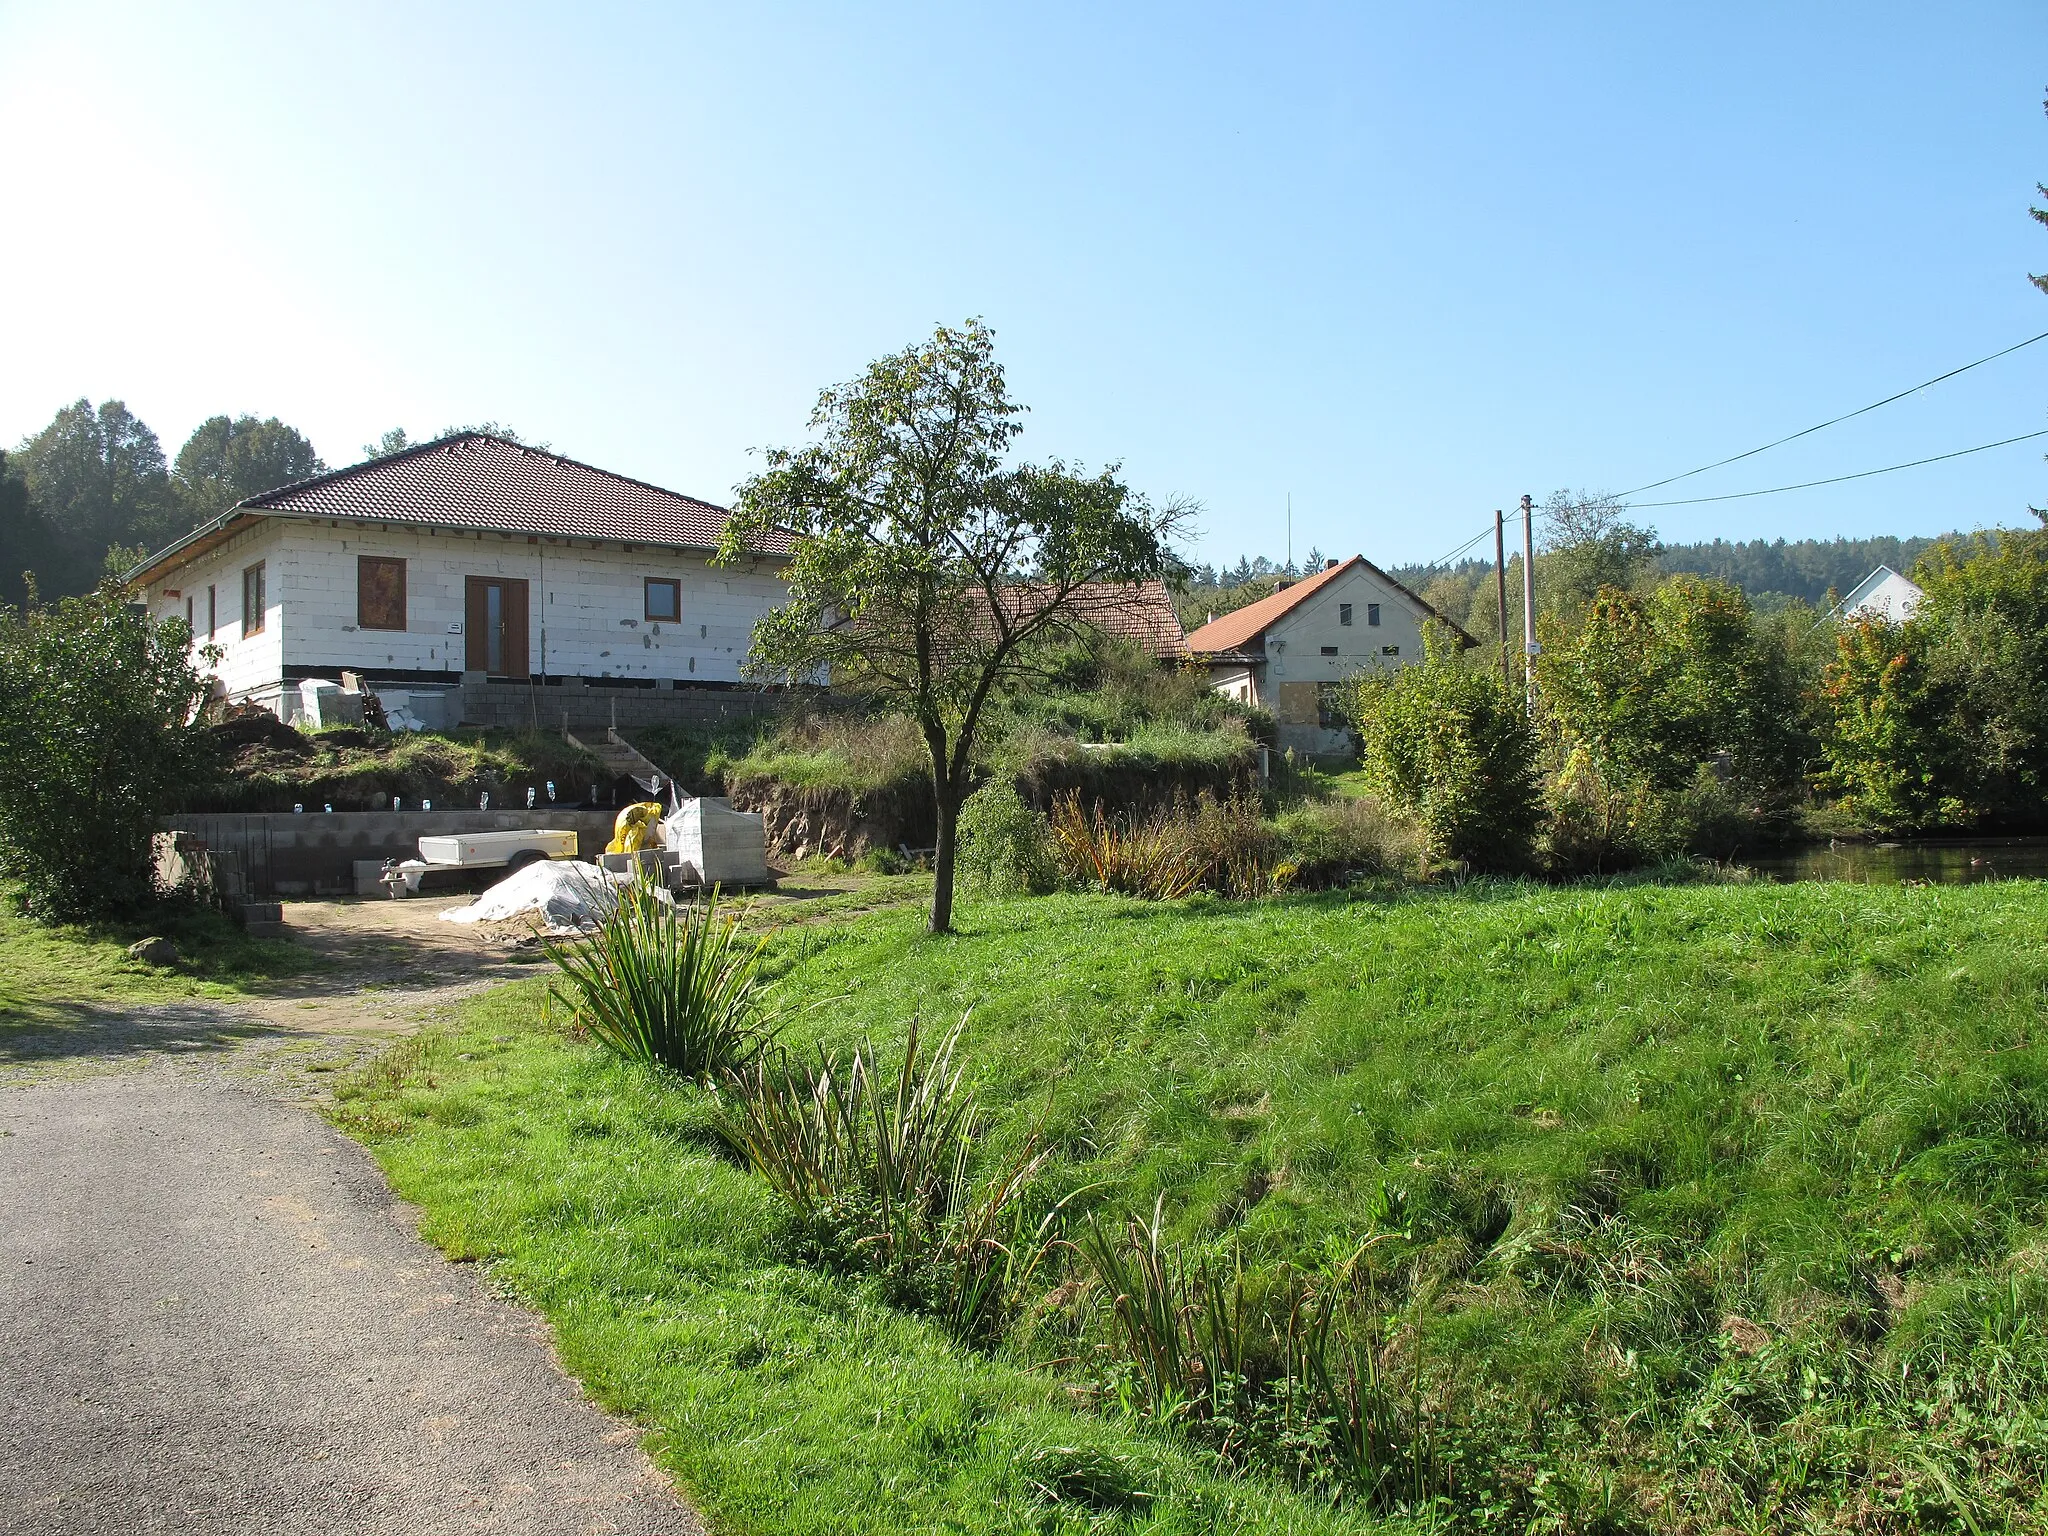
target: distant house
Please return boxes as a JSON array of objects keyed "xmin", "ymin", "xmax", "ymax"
[
  {"xmin": 1185, "ymin": 555, "xmax": 1474, "ymax": 754},
  {"xmin": 126, "ymin": 434, "xmax": 791, "ymax": 727},
  {"xmin": 1837, "ymin": 565, "xmax": 1924, "ymax": 625}
]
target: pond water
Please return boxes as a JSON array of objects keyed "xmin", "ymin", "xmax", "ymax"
[{"xmin": 1746, "ymin": 837, "xmax": 2048, "ymax": 885}]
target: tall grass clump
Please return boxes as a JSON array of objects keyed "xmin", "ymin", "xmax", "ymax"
[
  {"xmin": 1080, "ymin": 1203, "xmax": 1435, "ymax": 1507},
  {"xmin": 716, "ymin": 1017, "xmax": 1057, "ymax": 1344},
  {"xmin": 1047, "ymin": 794, "xmax": 1205, "ymax": 899},
  {"xmin": 546, "ymin": 879, "xmax": 772, "ymax": 1081}
]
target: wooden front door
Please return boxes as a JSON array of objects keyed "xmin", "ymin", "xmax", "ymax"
[{"xmin": 464, "ymin": 576, "xmax": 530, "ymax": 679}]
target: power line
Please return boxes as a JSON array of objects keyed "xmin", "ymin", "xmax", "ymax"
[
  {"xmin": 1615, "ymin": 329, "xmax": 2048, "ymax": 498},
  {"xmin": 1422, "ymin": 522, "xmax": 1498, "ymax": 569},
  {"xmin": 1626, "ymin": 428, "xmax": 2048, "ymax": 508}
]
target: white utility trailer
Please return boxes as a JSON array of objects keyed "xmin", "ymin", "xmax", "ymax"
[{"xmin": 383, "ymin": 829, "xmax": 580, "ymax": 897}]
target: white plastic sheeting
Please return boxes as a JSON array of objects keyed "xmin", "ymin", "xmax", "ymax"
[{"xmin": 436, "ymin": 859, "xmax": 653, "ymax": 934}]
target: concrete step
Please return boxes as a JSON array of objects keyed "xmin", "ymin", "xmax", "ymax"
[{"xmin": 566, "ymin": 728, "xmax": 670, "ymax": 797}]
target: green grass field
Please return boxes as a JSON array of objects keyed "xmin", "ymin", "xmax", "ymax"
[
  {"xmin": 0, "ymin": 896, "xmax": 321, "ymax": 1027},
  {"xmin": 335, "ymin": 878, "xmax": 2048, "ymax": 1534}
]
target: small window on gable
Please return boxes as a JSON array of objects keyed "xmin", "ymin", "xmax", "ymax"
[
  {"xmin": 1339, "ymin": 602, "xmax": 1352, "ymax": 626},
  {"xmin": 644, "ymin": 577, "xmax": 681, "ymax": 623},
  {"xmin": 1381, "ymin": 644, "xmax": 1400, "ymax": 657},
  {"xmin": 207, "ymin": 585, "xmax": 216, "ymax": 639},
  {"xmin": 1320, "ymin": 645, "xmax": 1338, "ymax": 656},
  {"xmin": 358, "ymin": 556, "xmax": 407, "ymax": 631},
  {"xmin": 242, "ymin": 562, "xmax": 266, "ymax": 636},
  {"xmin": 185, "ymin": 596, "xmax": 193, "ymax": 630},
  {"xmin": 1367, "ymin": 602, "xmax": 1381, "ymax": 626}
]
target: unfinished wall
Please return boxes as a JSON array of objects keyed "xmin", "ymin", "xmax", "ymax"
[
  {"xmin": 456, "ymin": 679, "xmax": 787, "ymax": 733},
  {"xmin": 162, "ymin": 809, "xmax": 618, "ymax": 896},
  {"xmin": 146, "ymin": 520, "xmax": 288, "ymax": 700},
  {"xmin": 271, "ymin": 520, "xmax": 788, "ymax": 684}
]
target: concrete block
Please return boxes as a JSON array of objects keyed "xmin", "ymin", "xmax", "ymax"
[{"xmin": 235, "ymin": 901, "xmax": 285, "ymax": 936}]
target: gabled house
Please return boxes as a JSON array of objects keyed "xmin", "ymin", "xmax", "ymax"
[
  {"xmin": 1185, "ymin": 555, "xmax": 1474, "ymax": 753},
  {"xmin": 126, "ymin": 433, "xmax": 792, "ymax": 726},
  {"xmin": 1837, "ymin": 565, "xmax": 1924, "ymax": 625}
]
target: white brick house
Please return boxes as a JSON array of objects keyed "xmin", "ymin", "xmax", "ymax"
[
  {"xmin": 1185, "ymin": 555, "xmax": 1474, "ymax": 754},
  {"xmin": 127, "ymin": 434, "xmax": 790, "ymax": 723}
]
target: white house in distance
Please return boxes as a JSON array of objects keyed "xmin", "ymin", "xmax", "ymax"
[
  {"xmin": 127, "ymin": 434, "xmax": 792, "ymax": 726},
  {"xmin": 1837, "ymin": 565, "xmax": 1925, "ymax": 625},
  {"xmin": 1185, "ymin": 555, "xmax": 1475, "ymax": 754}
]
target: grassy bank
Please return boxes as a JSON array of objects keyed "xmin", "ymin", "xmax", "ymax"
[
  {"xmin": 0, "ymin": 898, "xmax": 320, "ymax": 1025},
  {"xmin": 334, "ymin": 878, "xmax": 2048, "ymax": 1532}
]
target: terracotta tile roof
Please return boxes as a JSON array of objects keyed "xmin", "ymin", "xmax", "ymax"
[
  {"xmin": 999, "ymin": 578, "xmax": 1189, "ymax": 659},
  {"xmin": 1184, "ymin": 555, "xmax": 1475, "ymax": 653},
  {"xmin": 238, "ymin": 433, "xmax": 789, "ymax": 555}
]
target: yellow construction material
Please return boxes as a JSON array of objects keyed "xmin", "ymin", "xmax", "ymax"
[{"xmin": 605, "ymin": 801, "xmax": 667, "ymax": 855}]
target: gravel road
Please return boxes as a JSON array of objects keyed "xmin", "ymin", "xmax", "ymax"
[{"xmin": 0, "ymin": 1041, "xmax": 699, "ymax": 1534}]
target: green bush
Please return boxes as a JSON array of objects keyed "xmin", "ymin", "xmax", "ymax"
[
  {"xmin": 1346, "ymin": 632, "xmax": 1543, "ymax": 871},
  {"xmin": 1271, "ymin": 795, "xmax": 1418, "ymax": 885},
  {"xmin": 956, "ymin": 781, "xmax": 1055, "ymax": 895},
  {"xmin": 1545, "ymin": 752, "xmax": 1752, "ymax": 873},
  {"xmin": 0, "ymin": 585, "xmax": 217, "ymax": 918},
  {"xmin": 546, "ymin": 881, "xmax": 773, "ymax": 1081}
]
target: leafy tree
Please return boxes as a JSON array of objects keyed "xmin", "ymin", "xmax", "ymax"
[
  {"xmin": 12, "ymin": 399, "xmax": 178, "ymax": 570},
  {"xmin": 1539, "ymin": 490, "xmax": 1660, "ymax": 614},
  {"xmin": 173, "ymin": 414, "xmax": 324, "ymax": 521},
  {"xmin": 719, "ymin": 321, "xmax": 1187, "ymax": 934},
  {"xmin": 1818, "ymin": 522, "xmax": 2048, "ymax": 829},
  {"xmin": 362, "ymin": 427, "xmax": 414, "ymax": 460},
  {"xmin": 0, "ymin": 452, "xmax": 84, "ymax": 607},
  {"xmin": 437, "ymin": 420, "xmax": 548, "ymax": 449},
  {"xmin": 0, "ymin": 585, "xmax": 218, "ymax": 918},
  {"xmin": 1538, "ymin": 575, "xmax": 1800, "ymax": 795},
  {"xmin": 1815, "ymin": 618, "xmax": 1966, "ymax": 829},
  {"xmin": 1346, "ymin": 626, "xmax": 1543, "ymax": 870}
]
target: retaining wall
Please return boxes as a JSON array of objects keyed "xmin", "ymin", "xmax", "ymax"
[
  {"xmin": 162, "ymin": 810, "xmax": 618, "ymax": 897},
  {"xmin": 455, "ymin": 678, "xmax": 788, "ymax": 733}
]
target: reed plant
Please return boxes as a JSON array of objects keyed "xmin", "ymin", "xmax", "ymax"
[
  {"xmin": 1080, "ymin": 1201, "xmax": 1433, "ymax": 1504},
  {"xmin": 716, "ymin": 1016, "xmax": 1057, "ymax": 1343},
  {"xmin": 545, "ymin": 876, "xmax": 772, "ymax": 1081}
]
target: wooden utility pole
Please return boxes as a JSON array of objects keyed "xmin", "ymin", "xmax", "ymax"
[
  {"xmin": 1519, "ymin": 493, "xmax": 1538, "ymax": 716},
  {"xmin": 1493, "ymin": 509, "xmax": 1510, "ymax": 689}
]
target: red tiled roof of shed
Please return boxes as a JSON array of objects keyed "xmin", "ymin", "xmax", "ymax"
[{"xmin": 995, "ymin": 578, "xmax": 1189, "ymax": 659}]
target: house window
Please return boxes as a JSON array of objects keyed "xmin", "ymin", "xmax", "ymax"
[
  {"xmin": 644, "ymin": 577, "xmax": 681, "ymax": 623},
  {"xmin": 207, "ymin": 585, "xmax": 216, "ymax": 639},
  {"xmin": 358, "ymin": 556, "xmax": 407, "ymax": 631},
  {"xmin": 242, "ymin": 562, "xmax": 266, "ymax": 636},
  {"xmin": 1366, "ymin": 603, "xmax": 1381, "ymax": 627},
  {"xmin": 185, "ymin": 596, "xmax": 193, "ymax": 629},
  {"xmin": 1381, "ymin": 644, "xmax": 1400, "ymax": 657},
  {"xmin": 1339, "ymin": 602, "xmax": 1352, "ymax": 626},
  {"xmin": 1320, "ymin": 645, "xmax": 1338, "ymax": 656}
]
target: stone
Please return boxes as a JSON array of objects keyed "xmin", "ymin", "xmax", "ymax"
[{"xmin": 126, "ymin": 937, "xmax": 178, "ymax": 966}]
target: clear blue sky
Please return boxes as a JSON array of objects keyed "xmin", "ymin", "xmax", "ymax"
[{"xmin": 3, "ymin": 1, "xmax": 2045, "ymax": 568}]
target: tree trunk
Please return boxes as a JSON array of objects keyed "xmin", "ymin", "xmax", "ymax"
[{"xmin": 930, "ymin": 774, "xmax": 962, "ymax": 933}]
